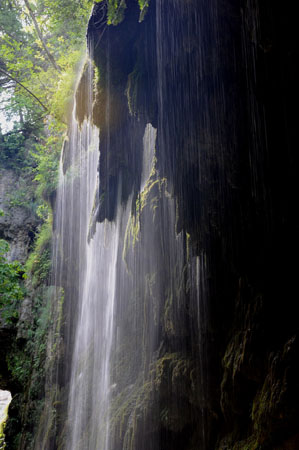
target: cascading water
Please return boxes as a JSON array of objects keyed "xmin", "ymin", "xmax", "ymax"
[
  {"xmin": 50, "ymin": 1, "xmax": 212, "ymax": 445},
  {"xmin": 53, "ymin": 53, "xmax": 120, "ymax": 449},
  {"xmin": 50, "ymin": 1, "xmax": 267, "ymax": 448},
  {"xmin": 2, "ymin": 0, "xmax": 293, "ymax": 448},
  {"xmin": 52, "ymin": 38, "xmax": 188, "ymax": 448},
  {"xmin": 67, "ymin": 208, "xmax": 120, "ymax": 450}
]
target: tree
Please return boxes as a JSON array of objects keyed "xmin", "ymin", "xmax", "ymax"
[
  {"xmin": 0, "ymin": 0, "xmax": 94, "ymax": 328},
  {"xmin": 23, "ymin": 0, "xmax": 61, "ymax": 73},
  {"xmin": 0, "ymin": 0, "xmax": 93, "ymax": 128}
]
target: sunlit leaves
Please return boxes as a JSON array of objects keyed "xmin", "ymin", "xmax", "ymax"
[{"xmin": 0, "ymin": 0, "xmax": 93, "ymax": 125}]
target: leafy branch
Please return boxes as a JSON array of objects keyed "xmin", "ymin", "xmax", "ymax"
[
  {"xmin": 0, "ymin": 67, "xmax": 48, "ymax": 111},
  {"xmin": 23, "ymin": 0, "xmax": 61, "ymax": 73}
]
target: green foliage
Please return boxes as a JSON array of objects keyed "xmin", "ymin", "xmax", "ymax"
[
  {"xmin": 0, "ymin": 0, "xmax": 93, "ymax": 200},
  {"xmin": 25, "ymin": 217, "xmax": 52, "ymax": 287},
  {"xmin": 6, "ymin": 349, "xmax": 32, "ymax": 387},
  {"xmin": 0, "ymin": 0, "xmax": 93, "ymax": 121},
  {"xmin": 4, "ymin": 285, "xmax": 63, "ymax": 449},
  {"xmin": 31, "ymin": 127, "xmax": 62, "ymax": 202},
  {"xmin": 138, "ymin": 0, "xmax": 149, "ymax": 8},
  {"xmin": 0, "ymin": 239, "xmax": 25, "ymax": 324},
  {"xmin": 50, "ymin": 48, "xmax": 84, "ymax": 123},
  {"xmin": 95, "ymin": 0, "xmax": 150, "ymax": 25},
  {"xmin": 0, "ymin": 123, "xmax": 44, "ymax": 176},
  {"xmin": 107, "ymin": 0, "xmax": 127, "ymax": 25},
  {"xmin": 5, "ymin": 177, "xmax": 38, "ymax": 217},
  {"xmin": 29, "ymin": 289, "xmax": 53, "ymax": 378},
  {"xmin": 123, "ymin": 153, "xmax": 166, "ymax": 265},
  {"xmin": 0, "ymin": 2, "xmax": 95, "ymax": 448},
  {"xmin": 138, "ymin": 0, "xmax": 149, "ymax": 22},
  {"xmin": 0, "ymin": 132, "xmax": 26, "ymax": 170},
  {"xmin": 0, "ymin": 0, "xmax": 95, "ymax": 281}
]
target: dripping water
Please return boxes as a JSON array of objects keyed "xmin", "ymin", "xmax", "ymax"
[{"xmin": 52, "ymin": 51, "xmax": 120, "ymax": 449}]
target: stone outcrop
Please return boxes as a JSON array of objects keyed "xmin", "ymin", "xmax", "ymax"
[
  {"xmin": 1, "ymin": 0, "xmax": 297, "ymax": 448},
  {"xmin": 0, "ymin": 167, "xmax": 39, "ymax": 436},
  {"xmin": 0, "ymin": 168, "xmax": 38, "ymax": 263},
  {"xmin": 87, "ymin": 0, "xmax": 298, "ymax": 448}
]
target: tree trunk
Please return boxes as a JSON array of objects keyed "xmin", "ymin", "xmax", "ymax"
[{"xmin": 23, "ymin": 0, "xmax": 61, "ymax": 73}]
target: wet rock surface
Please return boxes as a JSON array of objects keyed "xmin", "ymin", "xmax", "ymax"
[
  {"xmin": 0, "ymin": 168, "xmax": 38, "ymax": 263},
  {"xmin": 1, "ymin": 0, "xmax": 297, "ymax": 448},
  {"xmin": 87, "ymin": 0, "xmax": 298, "ymax": 448}
]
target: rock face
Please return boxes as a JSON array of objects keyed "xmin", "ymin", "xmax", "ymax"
[
  {"xmin": 1, "ymin": 0, "xmax": 298, "ymax": 449},
  {"xmin": 0, "ymin": 325, "xmax": 16, "ymax": 392},
  {"xmin": 85, "ymin": 0, "xmax": 298, "ymax": 448},
  {"xmin": 0, "ymin": 166, "xmax": 39, "ymax": 445},
  {"xmin": 0, "ymin": 168, "xmax": 37, "ymax": 263}
]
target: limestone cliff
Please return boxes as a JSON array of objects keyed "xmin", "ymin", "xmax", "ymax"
[
  {"xmin": 1, "ymin": 167, "xmax": 38, "ymax": 390},
  {"xmin": 0, "ymin": 168, "xmax": 37, "ymax": 264},
  {"xmin": 86, "ymin": 0, "xmax": 298, "ymax": 448},
  {"xmin": 1, "ymin": 0, "xmax": 298, "ymax": 449}
]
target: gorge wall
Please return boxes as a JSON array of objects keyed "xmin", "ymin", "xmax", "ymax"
[
  {"xmin": 0, "ymin": 166, "xmax": 38, "ymax": 387},
  {"xmin": 83, "ymin": 1, "xmax": 298, "ymax": 447},
  {"xmin": 0, "ymin": 169, "xmax": 37, "ymax": 264},
  {"xmin": 2, "ymin": 0, "xmax": 298, "ymax": 449}
]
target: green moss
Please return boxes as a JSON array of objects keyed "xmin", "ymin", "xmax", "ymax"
[
  {"xmin": 164, "ymin": 293, "xmax": 175, "ymax": 336},
  {"xmin": 138, "ymin": 0, "xmax": 149, "ymax": 22},
  {"xmin": 6, "ymin": 349, "xmax": 31, "ymax": 388},
  {"xmin": 25, "ymin": 286, "xmax": 64, "ymax": 449},
  {"xmin": 51, "ymin": 47, "xmax": 85, "ymax": 123},
  {"xmin": 233, "ymin": 436, "xmax": 260, "ymax": 450},
  {"xmin": 145, "ymin": 272, "xmax": 158, "ymax": 325},
  {"xmin": 4, "ymin": 176, "xmax": 37, "ymax": 215},
  {"xmin": 122, "ymin": 156, "xmax": 167, "ymax": 266},
  {"xmin": 103, "ymin": 0, "xmax": 127, "ymax": 25},
  {"xmin": 96, "ymin": 0, "xmax": 150, "ymax": 25},
  {"xmin": 218, "ymin": 434, "xmax": 260, "ymax": 450},
  {"xmin": 0, "ymin": 239, "xmax": 25, "ymax": 324},
  {"xmin": 4, "ymin": 284, "xmax": 65, "ymax": 450},
  {"xmin": 25, "ymin": 216, "xmax": 52, "ymax": 287},
  {"xmin": 126, "ymin": 66, "xmax": 140, "ymax": 116},
  {"xmin": 251, "ymin": 383, "xmax": 269, "ymax": 435},
  {"xmin": 109, "ymin": 352, "xmax": 197, "ymax": 449},
  {"xmin": 34, "ymin": 387, "xmax": 59, "ymax": 449},
  {"xmin": 109, "ymin": 377, "xmax": 155, "ymax": 450},
  {"xmin": 250, "ymin": 355, "xmax": 287, "ymax": 443}
]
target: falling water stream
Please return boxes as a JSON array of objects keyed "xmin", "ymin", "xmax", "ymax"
[
  {"xmin": 0, "ymin": 0, "xmax": 289, "ymax": 448},
  {"xmin": 51, "ymin": 1, "xmax": 223, "ymax": 447},
  {"xmin": 0, "ymin": 0, "xmax": 293, "ymax": 447},
  {"xmin": 52, "ymin": 48, "xmax": 184, "ymax": 448},
  {"xmin": 52, "ymin": 55, "xmax": 118, "ymax": 449}
]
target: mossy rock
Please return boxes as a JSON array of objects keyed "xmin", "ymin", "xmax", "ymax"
[{"xmin": 109, "ymin": 351, "xmax": 200, "ymax": 449}]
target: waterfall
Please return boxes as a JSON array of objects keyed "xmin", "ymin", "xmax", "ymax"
[
  {"xmin": 50, "ymin": 0, "xmax": 213, "ymax": 445},
  {"xmin": 52, "ymin": 53, "xmax": 120, "ymax": 449},
  {"xmin": 52, "ymin": 38, "xmax": 188, "ymax": 447},
  {"xmin": 51, "ymin": 1, "xmax": 234, "ymax": 448},
  {"xmin": 1, "ymin": 0, "xmax": 293, "ymax": 448}
]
